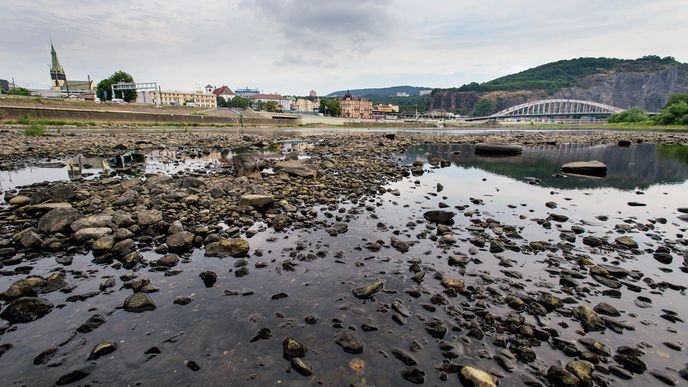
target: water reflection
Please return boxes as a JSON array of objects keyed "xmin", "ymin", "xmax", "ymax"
[{"xmin": 403, "ymin": 143, "xmax": 688, "ymax": 190}]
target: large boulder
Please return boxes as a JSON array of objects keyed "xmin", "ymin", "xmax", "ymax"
[
  {"xmin": 233, "ymin": 153, "xmax": 259, "ymax": 178},
  {"xmin": 275, "ymin": 160, "xmax": 318, "ymax": 178},
  {"xmin": 204, "ymin": 238, "xmax": 250, "ymax": 257},
  {"xmin": 71, "ymin": 214, "xmax": 114, "ymax": 232},
  {"xmin": 423, "ymin": 210, "xmax": 455, "ymax": 224},
  {"xmin": 562, "ymin": 161, "xmax": 608, "ymax": 177},
  {"xmin": 474, "ymin": 143, "xmax": 523, "ymax": 156},
  {"xmin": 137, "ymin": 210, "xmax": 162, "ymax": 226},
  {"xmin": 30, "ymin": 184, "xmax": 76, "ymax": 204},
  {"xmin": 166, "ymin": 231, "xmax": 194, "ymax": 251},
  {"xmin": 239, "ymin": 195, "xmax": 275, "ymax": 210},
  {"xmin": 38, "ymin": 208, "xmax": 82, "ymax": 234},
  {"xmin": 74, "ymin": 227, "xmax": 112, "ymax": 242},
  {"xmin": 123, "ymin": 293, "xmax": 156, "ymax": 312},
  {"xmin": 459, "ymin": 365, "xmax": 497, "ymax": 387},
  {"xmin": 0, "ymin": 297, "xmax": 54, "ymax": 323}
]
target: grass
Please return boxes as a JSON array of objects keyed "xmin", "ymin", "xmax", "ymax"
[
  {"xmin": 16, "ymin": 116, "xmax": 97, "ymax": 127},
  {"xmin": 23, "ymin": 123, "xmax": 47, "ymax": 136}
]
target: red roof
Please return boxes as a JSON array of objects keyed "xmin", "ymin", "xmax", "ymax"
[{"xmin": 212, "ymin": 86, "xmax": 235, "ymax": 96}]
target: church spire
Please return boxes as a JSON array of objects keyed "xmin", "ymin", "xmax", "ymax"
[{"xmin": 50, "ymin": 41, "xmax": 65, "ymax": 75}]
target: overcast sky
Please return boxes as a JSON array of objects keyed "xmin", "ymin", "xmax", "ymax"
[{"xmin": 2, "ymin": 0, "xmax": 687, "ymax": 95}]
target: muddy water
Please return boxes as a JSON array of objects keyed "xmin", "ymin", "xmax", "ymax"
[{"xmin": 1, "ymin": 142, "xmax": 687, "ymax": 386}]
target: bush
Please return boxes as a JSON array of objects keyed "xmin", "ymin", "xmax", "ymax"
[
  {"xmin": 23, "ymin": 123, "xmax": 46, "ymax": 136},
  {"xmin": 608, "ymin": 107, "xmax": 649, "ymax": 123},
  {"xmin": 654, "ymin": 93, "xmax": 688, "ymax": 125}
]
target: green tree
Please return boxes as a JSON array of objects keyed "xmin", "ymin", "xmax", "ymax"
[
  {"xmin": 97, "ymin": 71, "xmax": 137, "ymax": 102},
  {"xmin": 319, "ymin": 98, "xmax": 341, "ymax": 116},
  {"xmin": 216, "ymin": 96, "xmax": 227, "ymax": 108},
  {"xmin": 654, "ymin": 94, "xmax": 688, "ymax": 125},
  {"xmin": 472, "ymin": 99, "xmax": 495, "ymax": 116},
  {"xmin": 4, "ymin": 87, "xmax": 31, "ymax": 96},
  {"xmin": 608, "ymin": 107, "xmax": 650, "ymax": 123},
  {"xmin": 228, "ymin": 96, "xmax": 251, "ymax": 109},
  {"xmin": 264, "ymin": 101, "xmax": 279, "ymax": 112}
]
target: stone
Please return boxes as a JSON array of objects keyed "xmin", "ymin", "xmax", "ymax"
[
  {"xmin": 400, "ymin": 367, "xmax": 426, "ymax": 384},
  {"xmin": 282, "ymin": 337, "xmax": 307, "ymax": 359},
  {"xmin": 335, "ymin": 330, "xmax": 364, "ymax": 354},
  {"xmin": 573, "ymin": 305, "xmax": 605, "ymax": 331},
  {"xmin": 291, "ymin": 358, "xmax": 313, "ymax": 376},
  {"xmin": 582, "ymin": 236, "xmax": 604, "ymax": 247},
  {"xmin": 199, "ymin": 271, "xmax": 217, "ymax": 287},
  {"xmin": 166, "ymin": 231, "xmax": 194, "ymax": 251},
  {"xmin": 88, "ymin": 342, "xmax": 117, "ymax": 360},
  {"xmin": 38, "ymin": 208, "xmax": 81, "ymax": 234},
  {"xmin": 71, "ymin": 214, "xmax": 113, "ymax": 232},
  {"xmin": 19, "ymin": 231, "xmax": 43, "ymax": 249},
  {"xmin": 0, "ymin": 297, "xmax": 53, "ymax": 323},
  {"xmin": 74, "ymin": 227, "xmax": 112, "ymax": 242},
  {"xmin": 204, "ymin": 238, "xmax": 250, "ymax": 257},
  {"xmin": 352, "ymin": 280, "xmax": 384, "ymax": 299},
  {"xmin": 593, "ymin": 302, "xmax": 621, "ymax": 317},
  {"xmin": 615, "ymin": 235, "xmax": 638, "ymax": 249},
  {"xmin": 424, "ymin": 318, "xmax": 446, "ymax": 339},
  {"xmin": 391, "ymin": 236, "xmax": 409, "ymax": 252},
  {"xmin": 9, "ymin": 195, "xmax": 30, "ymax": 206},
  {"xmin": 474, "ymin": 143, "xmax": 523, "ymax": 155},
  {"xmin": 123, "ymin": 292, "xmax": 156, "ymax": 312},
  {"xmin": 459, "ymin": 365, "xmax": 497, "ymax": 387},
  {"xmin": 547, "ymin": 365, "xmax": 581, "ymax": 387},
  {"xmin": 566, "ymin": 360, "xmax": 594, "ymax": 384},
  {"xmin": 561, "ymin": 160, "xmax": 607, "ymax": 177},
  {"xmin": 423, "ymin": 210, "xmax": 455, "ymax": 224},
  {"xmin": 137, "ymin": 209, "xmax": 162, "ymax": 226},
  {"xmin": 239, "ymin": 194, "xmax": 274, "ymax": 210},
  {"xmin": 441, "ymin": 277, "xmax": 465, "ymax": 291},
  {"xmin": 326, "ymin": 223, "xmax": 348, "ymax": 236},
  {"xmin": 92, "ymin": 235, "xmax": 115, "ymax": 251},
  {"xmin": 276, "ymin": 159, "xmax": 318, "ymax": 178},
  {"xmin": 121, "ymin": 251, "xmax": 143, "ymax": 269},
  {"xmin": 156, "ymin": 254, "xmax": 179, "ymax": 267},
  {"xmin": 233, "ymin": 153, "xmax": 259, "ymax": 178}
]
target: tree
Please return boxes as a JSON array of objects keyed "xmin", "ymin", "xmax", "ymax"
[
  {"xmin": 472, "ymin": 99, "xmax": 495, "ymax": 116},
  {"xmin": 319, "ymin": 98, "xmax": 341, "ymax": 116},
  {"xmin": 97, "ymin": 71, "xmax": 137, "ymax": 102},
  {"xmin": 4, "ymin": 87, "xmax": 31, "ymax": 96},
  {"xmin": 228, "ymin": 96, "xmax": 251, "ymax": 109},
  {"xmin": 216, "ymin": 96, "xmax": 227, "ymax": 108},
  {"xmin": 608, "ymin": 107, "xmax": 649, "ymax": 123},
  {"xmin": 654, "ymin": 94, "xmax": 688, "ymax": 125},
  {"xmin": 264, "ymin": 101, "xmax": 279, "ymax": 112}
]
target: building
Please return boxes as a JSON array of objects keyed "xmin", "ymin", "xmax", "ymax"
[
  {"xmin": 292, "ymin": 98, "xmax": 317, "ymax": 112},
  {"xmin": 395, "ymin": 92, "xmax": 410, "ymax": 97},
  {"xmin": 419, "ymin": 89, "xmax": 432, "ymax": 96},
  {"xmin": 235, "ymin": 87, "xmax": 260, "ymax": 98},
  {"xmin": 0, "ymin": 79, "xmax": 9, "ymax": 92},
  {"xmin": 212, "ymin": 86, "xmax": 236, "ymax": 102},
  {"xmin": 339, "ymin": 94, "xmax": 373, "ymax": 119},
  {"xmin": 309, "ymin": 90, "xmax": 317, "ymax": 97},
  {"xmin": 49, "ymin": 43, "xmax": 95, "ymax": 94},
  {"xmin": 140, "ymin": 90, "xmax": 217, "ymax": 108},
  {"xmin": 250, "ymin": 94, "xmax": 293, "ymax": 111},
  {"xmin": 373, "ymin": 104, "xmax": 400, "ymax": 114}
]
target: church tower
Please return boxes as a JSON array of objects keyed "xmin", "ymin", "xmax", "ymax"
[{"xmin": 50, "ymin": 42, "xmax": 66, "ymax": 90}]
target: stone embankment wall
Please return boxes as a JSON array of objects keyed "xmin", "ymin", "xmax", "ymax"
[{"xmin": 0, "ymin": 105, "xmax": 300, "ymax": 126}]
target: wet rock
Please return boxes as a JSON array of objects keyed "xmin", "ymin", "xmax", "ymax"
[
  {"xmin": 547, "ymin": 365, "xmax": 580, "ymax": 387},
  {"xmin": 33, "ymin": 346, "xmax": 58, "ymax": 365},
  {"xmin": 401, "ymin": 367, "xmax": 425, "ymax": 384},
  {"xmin": 326, "ymin": 223, "xmax": 349, "ymax": 236},
  {"xmin": 573, "ymin": 305, "xmax": 605, "ymax": 331},
  {"xmin": 239, "ymin": 194, "xmax": 274, "ymax": 210},
  {"xmin": 440, "ymin": 277, "xmax": 464, "ymax": 291},
  {"xmin": 9, "ymin": 195, "xmax": 30, "ymax": 206},
  {"xmin": 582, "ymin": 236, "xmax": 604, "ymax": 248},
  {"xmin": 277, "ymin": 159, "xmax": 318, "ymax": 178},
  {"xmin": 566, "ymin": 360, "xmax": 594, "ymax": 384},
  {"xmin": 204, "ymin": 238, "xmax": 250, "ymax": 257},
  {"xmin": 423, "ymin": 210, "xmax": 455, "ymax": 224},
  {"xmin": 474, "ymin": 143, "xmax": 523, "ymax": 155},
  {"xmin": 392, "ymin": 348, "xmax": 418, "ymax": 366},
  {"xmin": 424, "ymin": 318, "xmax": 446, "ymax": 339},
  {"xmin": 173, "ymin": 296, "xmax": 193, "ymax": 305},
  {"xmin": 199, "ymin": 271, "xmax": 217, "ymax": 287},
  {"xmin": 335, "ymin": 330, "xmax": 364, "ymax": 354},
  {"xmin": 76, "ymin": 314, "xmax": 106, "ymax": 333},
  {"xmin": 166, "ymin": 231, "xmax": 194, "ymax": 251},
  {"xmin": 38, "ymin": 208, "xmax": 81, "ymax": 234},
  {"xmin": 448, "ymin": 254, "xmax": 469, "ymax": 266},
  {"xmin": 137, "ymin": 209, "xmax": 162, "ymax": 226},
  {"xmin": 74, "ymin": 227, "xmax": 112, "ymax": 242},
  {"xmin": 123, "ymin": 292, "xmax": 156, "ymax": 312},
  {"xmin": 459, "ymin": 365, "xmax": 497, "ymax": 387},
  {"xmin": 282, "ymin": 337, "xmax": 307, "ymax": 359},
  {"xmin": 650, "ymin": 369, "xmax": 678, "ymax": 386},
  {"xmin": 593, "ymin": 302, "xmax": 621, "ymax": 317},
  {"xmin": 291, "ymin": 358, "xmax": 313, "ymax": 376},
  {"xmin": 249, "ymin": 328, "xmax": 272, "ymax": 342},
  {"xmin": 233, "ymin": 153, "xmax": 259, "ymax": 178},
  {"xmin": 561, "ymin": 160, "xmax": 607, "ymax": 177},
  {"xmin": 156, "ymin": 254, "xmax": 179, "ymax": 267},
  {"xmin": 92, "ymin": 235, "xmax": 115, "ymax": 251},
  {"xmin": 0, "ymin": 297, "xmax": 53, "ymax": 323},
  {"xmin": 88, "ymin": 341, "xmax": 117, "ymax": 360},
  {"xmin": 615, "ymin": 235, "xmax": 638, "ymax": 249},
  {"xmin": 121, "ymin": 251, "xmax": 143, "ymax": 269},
  {"xmin": 71, "ymin": 214, "xmax": 113, "ymax": 232},
  {"xmin": 271, "ymin": 214, "xmax": 292, "ymax": 232},
  {"xmin": 352, "ymin": 279, "xmax": 384, "ymax": 299},
  {"xmin": 18, "ymin": 230, "xmax": 43, "ymax": 249},
  {"xmin": 186, "ymin": 360, "xmax": 200, "ymax": 371},
  {"xmin": 55, "ymin": 365, "xmax": 94, "ymax": 386},
  {"xmin": 391, "ymin": 236, "xmax": 409, "ymax": 252}
]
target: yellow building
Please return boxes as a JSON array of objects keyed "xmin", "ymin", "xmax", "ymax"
[
  {"xmin": 373, "ymin": 104, "xmax": 399, "ymax": 113},
  {"xmin": 293, "ymin": 98, "xmax": 315, "ymax": 112},
  {"xmin": 145, "ymin": 90, "xmax": 217, "ymax": 108},
  {"xmin": 339, "ymin": 94, "xmax": 372, "ymax": 119}
]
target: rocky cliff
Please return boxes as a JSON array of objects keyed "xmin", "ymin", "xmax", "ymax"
[{"xmin": 432, "ymin": 57, "xmax": 688, "ymax": 115}]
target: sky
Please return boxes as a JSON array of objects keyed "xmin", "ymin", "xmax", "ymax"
[{"xmin": 1, "ymin": 0, "xmax": 687, "ymax": 96}]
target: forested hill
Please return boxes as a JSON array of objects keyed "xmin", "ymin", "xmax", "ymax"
[
  {"xmin": 326, "ymin": 86, "xmax": 430, "ymax": 98},
  {"xmin": 431, "ymin": 56, "xmax": 688, "ymax": 115}
]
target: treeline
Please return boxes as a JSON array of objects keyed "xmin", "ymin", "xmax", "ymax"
[
  {"xmin": 437, "ymin": 56, "xmax": 681, "ymax": 95},
  {"xmin": 608, "ymin": 93, "xmax": 688, "ymax": 125}
]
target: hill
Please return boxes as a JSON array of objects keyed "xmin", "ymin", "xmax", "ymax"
[
  {"xmin": 431, "ymin": 56, "xmax": 688, "ymax": 116},
  {"xmin": 326, "ymin": 86, "xmax": 431, "ymax": 98}
]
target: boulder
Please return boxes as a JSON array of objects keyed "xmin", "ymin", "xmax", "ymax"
[
  {"xmin": 74, "ymin": 227, "xmax": 112, "ymax": 242},
  {"xmin": 204, "ymin": 238, "xmax": 250, "ymax": 257},
  {"xmin": 123, "ymin": 293, "xmax": 156, "ymax": 312},
  {"xmin": 38, "ymin": 208, "xmax": 81, "ymax": 234},
  {"xmin": 0, "ymin": 297, "xmax": 53, "ymax": 323},
  {"xmin": 137, "ymin": 210, "xmax": 162, "ymax": 226},
  {"xmin": 352, "ymin": 280, "xmax": 384, "ymax": 299},
  {"xmin": 562, "ymin": 161, "xmax": 608, "ymax": 177},
  {"xmin": 233, "ymin": 153, "xmax": 259, "ymax": 178},
  {"xmin": 474, "ymin": 143, "xmax": 523, "ymax": 156},
  {"xmin": 459, "ymin": 365, "xmax": 497, "ymax": 387},
  {"xmin": 239, "ymin": 195, "xmax": 275, "ymax": 210},
  {"xmin": 276, "ymin": 160, "xmax": 318, "ymax": 178},
  {"xmin": 423, "ymin": 210, "xmax": 455, "ymax": 224},
  {"xmin": 8, "ymin": 195, "xmax": 30, "ymax": 206},
  {"xmin": 71, "ymin": 214, "xmax": 113, "ymax": 232},
  {"xmin": 166, "ymin": 231, "xmax": 194, "ymax": 251}
]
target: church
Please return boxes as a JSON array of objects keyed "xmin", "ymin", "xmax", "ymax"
[{"xmin": 50, "ymin": 42, "xmax": 95, "ymax": 96}]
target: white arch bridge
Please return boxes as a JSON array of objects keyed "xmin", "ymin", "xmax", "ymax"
[{"xmin": 466, "ymin": 99, "xmax": 624, "ymax": 121}]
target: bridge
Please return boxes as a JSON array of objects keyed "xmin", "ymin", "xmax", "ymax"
[{"xmin": 466, "ymin": 99, "xmax": 624, "ymax": 121}]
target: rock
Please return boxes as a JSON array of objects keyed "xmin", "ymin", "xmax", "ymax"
[
  {"xmin": 38, "ymin": 208, "xmax": 81, "ymax": 234},
  {"xmin": 88, "ymin": 342, "xmax": 117, "ymax": 360},
  {"xmin": 76, "ymin": 314, "xmax": 106, "ymax": 333},
  {"xmin": 0, "ymin": 297, "xmax": 53, "ymax": 323},
  {"xmin": 24, "ymin": 202, "xmax": 72, "ymax": 213},
  {"xmin": 326, "ymin": 223, "xmax": 348, "ymax": 236},
  {"xmin": 282, "ymin": 337, "xmax": 307, "ymax": 359},
  {"xmin": 424, "ymin": 318, "xmax": 446, "ymax": 339},
  {"xmin": 391, "ymin": 348, "xmax": 418, "ymax": 366},
  {"xmin": 441, "ymin": 277, "xmax": 464, "ymax": 291},
  {"xmin": 173, "ymin": 296, "xmax": 193, "ymax": 305},
  {"xmin": 618, "ymin": 140, "xmax": 632, "ymax": 147},
  {"xmin": 55, "ymin": 365, "xmax": 94, "ymax": 386},
  {"xmin": 239, "ymin": 194, "xmax": 274, "ymax": 210},
  {"xmin": 137, "ymin": 209, "xmax": 162, "ymax": 226},
  {"xmin": 271, "ymin": 214, "xmax": 292, "ymax": 232},
  {"xmin": 561, "ymin": 161, "xmax": 607, "ymax": 177},
  {"xmin": 352, "ymin": 280, "xmax": 384, "ymax": 299},
  {"xmin": 9, "ymin": 195, "xmax": 30, "ymax": 206},
  {"xmin": 391, "ymin": 236, "xmax": 409, "ymax": 252},
  {"xmin": 199, "ymin": 271, "xmax": 217, "ymax": 287},
  {"xmin": 423, "ymin": 210, "xmax": 455, "ymax": 224},
  {"xmin": 547, "ymin": 365, "xmax": 581, "ymax": 387},
  {"xmin": 204, "ymin": 238, "xmax": 250, "ymax": 257},
  {"xmin": 284, "ymin": 151, "xmax": 299, "ymax": 161},
  {"xmin": 123, "ymin": 293, "xmax": 156, "ymax": 312},
  {"xmin": 249, "ymin": 328, "xmax": 272, "ymax": 342},
  {"xmin": 71, "ymin": 214, "xmax": 113, "ymax": 232},
  {"xmin": 400, "ymin": 367, "xmax": 425, "ymax": 384},
  {"xmin": 615, "ymin": 235, "xmax": 638, "ymax": 249},
  {"xmin": 291, "ymin": 357, "xmax": 313, "ymax": 376},
  {"xmin": 121, "ymin": 251, "xmax": 143, "ymax": 269},
  {"xmin": 276, "ymin": 159, "xmax": 318, "ymax": 178},
  {"xmin": 593, "ymin": 302, "xmax": 621, "ymax": 317},
  {"xmin": 233, "ymin": 153, "xmax": 259, "ymax": 178},
  {"xmin": 448, "ymin": 254, "xmax": 469, "ymax": 266},
  {"xmin": 166, "ymin": 231, "xmax": 194, "ymax": 251},
  {"xmin": 566, "ymin": 360, "xmax": 594, "ymax": 384},
  {"xmin": 92, "ymin": 235, "xmax": 115, "ymax": 251},
  {"xmin": 650, "ymin": 369, "xmax": 678, "ymax": 386},
  {"xmin": 474, "ymin": 143, "xmax": 523, "ymax": 155},
  {"xmin": 335, "ymin": 330, "xmax": 364, "ymax": 354},
  {"xmin": 459, "ymin": 365, "xmax": 497, "ymax": 387},
  {"xmin": 112, "ymin": 239, "xmax": 136, "ymax": 256},
  {"xmin": 156, "ymin": 254, "xmax": 179, "ymax": 267},
  {"xmin": 582, "ymin": 236, "xmax": 604, "ymax": 248},
  {"xmin": 573, "ymin": 305, "xmax": 605, "ymax": 331},
  {"xmin": 19, "ymin": 230, "xmax": 43, "ymax": 249},
  {"xmin": 74, "ymin": 227, "xmax": 112, "ymax": 242},
  {"xmin": 384, "ymin": 133, "xmax": 396, "ymax": 140}
]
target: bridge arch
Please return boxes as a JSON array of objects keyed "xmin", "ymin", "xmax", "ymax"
[{"xmin": 491, "ymin": 99, "xmax": 624, "ymax": 118}]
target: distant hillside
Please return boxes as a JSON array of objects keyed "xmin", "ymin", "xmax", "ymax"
[
  {"xmin": 326, "ymin": 86, "xmax": 432, "ymax": 98},
  {"xmin": 432, "ymin": 56, "xmax": 688, "ymax": 116}
]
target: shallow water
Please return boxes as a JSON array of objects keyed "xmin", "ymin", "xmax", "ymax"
[{"xmin": 1, "ymin": 142, "xmax": 687, "ymax": 386}]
